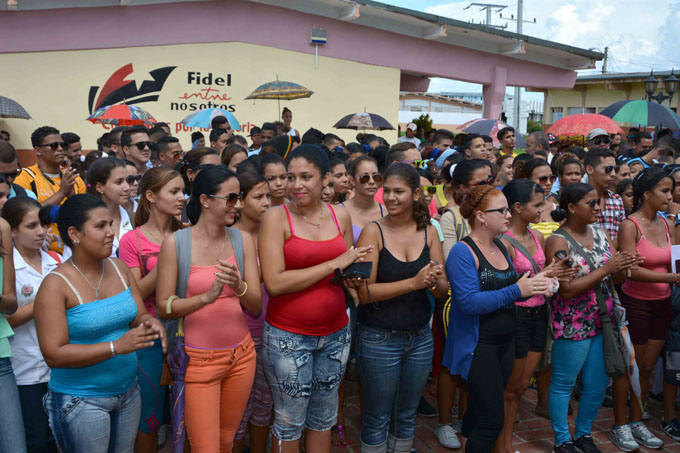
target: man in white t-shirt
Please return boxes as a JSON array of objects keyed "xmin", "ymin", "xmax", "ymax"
[{"xmin": 398, "ymin": 122, "xmax": 421, "ymax": 146}]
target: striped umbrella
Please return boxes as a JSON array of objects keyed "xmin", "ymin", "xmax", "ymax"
[
  {"xmin": 245, "ymin": 78, "xmax": 313, "ymax": 117},
  {"xmin": 461, "ymin": 118, "xmax": 527, "ymax": 148},
  {"xmin": 547, "ymin": 113, "xmax": 624, "ymax": 137},
  {"xmin": 0, "ymin": 95, "xmax": 31, "ymax": 119},
  {"xmin": 86, "ymin": 103, "xmax": 157, "ymax": 126},
  {"xmin": 179, "ymin": 108, "xmax": 240, "ymax": 131},
  {"xmin": 600, "ymin": 100, "xmax": 680, "ymax": 129},
  {"xmin": 333, "ymin": 112, "xmax": 394, "ymax": 131}
]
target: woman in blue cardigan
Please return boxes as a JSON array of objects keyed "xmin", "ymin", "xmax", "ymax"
[{"xmin": 442, "ymin": 185, "xmax": 552, "ymax": 452}]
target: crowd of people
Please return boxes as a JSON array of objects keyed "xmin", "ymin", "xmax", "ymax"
[{"xmin": 1, "ymin": 110, "xmax": 680, "ymax": 453}]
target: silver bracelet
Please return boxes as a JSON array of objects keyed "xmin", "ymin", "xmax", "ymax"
[{"xmin": 109, "ymin": 341, "xmax": 115, "ymax": 358}]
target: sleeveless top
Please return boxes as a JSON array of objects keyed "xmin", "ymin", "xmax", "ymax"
[
  {"xmin": 185, "ymin": 254, "xmax": 251, "ymax": 349},
  {"xmin": 357, "ymin": 223, "xmax": 432, "ymax": 332},
  {"xmin": 551, "ymin": 225, "xmax": 614, "ymax": 341},
  {"xmin": 266, "ymin": 204, "xmax": 349, "ymax": 336},
  {"xmin": 49, "ymin": 258, "xmax": 139, "ymax": 397},
  {"xmin": 506, "ymin": 229, "xmax": 546, "ymax": 307},
  {"xmin": 341, "ymin": 202, "xmax": 385, "ymax": 246},
  {"xmin": 621, "ymin": 215, "xmax": 672, "ymax": 300},
  {"xmin": 462, "ymin": 236, "xmax": 518, "ymax": 339},
  {"xmin": 0, "ymin": 258, "xmax": 14, "ymax": 359}
]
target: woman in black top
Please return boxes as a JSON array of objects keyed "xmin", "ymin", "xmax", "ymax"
[{"xmin": 356, "ymin": 163, "xmax": 448, "ymax": 453}]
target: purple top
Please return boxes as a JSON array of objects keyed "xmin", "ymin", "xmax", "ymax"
[
  {"xmin": 243, "ymin": 283, "xmax": 269, "ymax": 338},
  {"xmin": 343, "ymin": 202, "xmax": 385, "ymax": 246}
]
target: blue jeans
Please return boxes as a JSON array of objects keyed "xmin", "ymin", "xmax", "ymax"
[
  {"xmin": 549, "ymin": 334, "xmax": 608, "ymax": 445},
  {"xmin": 0, "ymin": 357, "xmax": 27, "ymax": 453},
  {"xmin": 356, "ymin": 325, "xmax": 433, "ymax": 452},
  {"xmin": 262, "ymin": 322, "xmax": 351, "ymax": 441},
  {"xmin": 44, "ymin": 383, "xmax": 141, "ymax": 453}
]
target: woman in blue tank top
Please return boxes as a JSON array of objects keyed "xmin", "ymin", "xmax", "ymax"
[{"xmin": 34, "ymin": 194, "xmax": 167, "ymax": 453}]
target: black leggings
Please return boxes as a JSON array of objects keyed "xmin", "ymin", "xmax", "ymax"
[{"xmin": 462, "ymin": 333, "xmax": 514, "ymax": 453}]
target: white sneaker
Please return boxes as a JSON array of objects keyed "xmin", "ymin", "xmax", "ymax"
[
  {"xmin": 630, "ymin": 422, "xmax": 664, "ymax": 449},
  {"xmin": 435, "ymin": 424, "xmax": 461, "ymax": 449},
  {"xmin": 609, "ymin": 424, "xmax": 640, "ymax": 452}
]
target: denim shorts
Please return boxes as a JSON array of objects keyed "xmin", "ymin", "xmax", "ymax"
[
  {"xmin": 43, "ymin": 383, "xmax": 141, "ymax": 453},
  {"xmin": 262, "ymin": 321, "xmax": 351, "ymax": 441}
]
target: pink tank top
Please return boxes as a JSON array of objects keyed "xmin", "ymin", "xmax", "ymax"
[
  {"xmin": 507, "ymin": 229, "xmax": 546, "ymax": 307},
  {"xmin": 184, "ymin": 254, "xmax": 251, "ymax": 349},
  {"xmin": 621, "ymin": 216, "xmax": 671, "ymax": 300}
]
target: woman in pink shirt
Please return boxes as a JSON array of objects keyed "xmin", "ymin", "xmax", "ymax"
[
  {"xmin": 118, "ymin": 167, "xmax": 185, "ymax": 452},
  {"xmin": 156, "ymin": 166, "xmax": 262, "ymax": 453}
]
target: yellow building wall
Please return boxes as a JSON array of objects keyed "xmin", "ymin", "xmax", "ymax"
[
  {"xmin": 544, "ymin": 82, "xmax": 679, "ymax": 123},
  {"xmin": 0, "ymin": 42, "xmax": 401, "ymax": 151}
]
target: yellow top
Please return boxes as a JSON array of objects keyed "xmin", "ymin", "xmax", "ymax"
[{"xmin": 530, "ymin": 221, "xmax": 561, "ymax": 239}]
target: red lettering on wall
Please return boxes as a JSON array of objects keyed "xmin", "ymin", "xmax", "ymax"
[{"xmin": 178, "ymin": 88, "xmax": 232, "ymax": 102}]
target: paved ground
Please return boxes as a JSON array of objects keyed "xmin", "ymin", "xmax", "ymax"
[
  {"xmin": 330, "ymin": 377, "xmax": 680, "ymax": 453},
  {"xmin": 161, "ymin": 371, "xmax": 680, "ymax": 452}
]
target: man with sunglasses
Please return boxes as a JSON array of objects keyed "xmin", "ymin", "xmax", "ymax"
[
  {"xmin": 121, "ymin": 125, "xmax": 153, "ymax": 176},
  {"xmin": 586, "ymin": 128, "xmax": 611, "ymax": 150},
  {"xmin": 0, "ymin": 140, "xmax": 37, "ymax": 201},
  {"xmin": 584, "ymin": 147, "xmax": 625, "ymax": 240},
  {"xmin": 154, "ymin": 136, "xmax": 183, "ymax": 169}
]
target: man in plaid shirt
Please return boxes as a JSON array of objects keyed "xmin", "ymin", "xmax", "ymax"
[{"xmin": 584, "ymin": 148, "xmax": 625, "ymax": 240}]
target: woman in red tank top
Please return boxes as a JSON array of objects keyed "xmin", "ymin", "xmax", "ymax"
[
  {"xmin": 614, "ymin": 167, "xmax": 677, "ymax": 448},
  {"xmin": 259, "ymin": 145, "xmax": 371, "ymax": 453}
]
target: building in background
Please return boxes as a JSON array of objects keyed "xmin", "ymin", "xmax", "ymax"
[
  {"xmin": 399, "ymin": 92, "xmax": 482, "ymax": 131},
  {"xmin": 534, "ymin": 70, "xmax": 679, "ymax": 125}
]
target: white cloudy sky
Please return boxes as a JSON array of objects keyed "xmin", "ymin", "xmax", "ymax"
[{"xmin": 383, "ymin": 0, "xmax": 680, "ymax": 96}]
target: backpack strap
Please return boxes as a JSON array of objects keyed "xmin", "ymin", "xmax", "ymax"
[
  {"xmin": 173, "ymin": 228, "xmax": 192, "ymax": 299},
  {"xmin": 444, "ymin": 208, "xmax": 464, "ymax": 241},
  {"xmin": 504, "ymin": 234, "xmax": 540, "ymax": 274},
  {"xmin": 227, "ymin": 227, "xmax": 245, "ymax": 279}
]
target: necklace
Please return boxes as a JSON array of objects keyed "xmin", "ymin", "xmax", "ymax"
[
  {"xmin": 199, "ymin": 228, "xmax": 227, "ymax": 262},
  {"xmin": 71, "ymin": 259, "xmax": 105, "ymax": 300},
  {"xmin": 471, "ymin": 236, "xmax": 496, "ymax": 255},
  {"xmin": 292, "ymin": 201, "xmax": 325, "ymax": 228}
]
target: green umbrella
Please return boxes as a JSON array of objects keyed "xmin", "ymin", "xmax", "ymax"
[{"xmin": 599, "ymin": 100, "xmax": 680, "ymax": 129}]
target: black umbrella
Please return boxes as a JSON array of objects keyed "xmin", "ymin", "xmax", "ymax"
[
  {"xmin": 333, "ymin": 112, "xmax": 394, "ymax": 131},
  {"xmin": 0, "ymin": 96, "xmax": 31, "ymax": 119}
]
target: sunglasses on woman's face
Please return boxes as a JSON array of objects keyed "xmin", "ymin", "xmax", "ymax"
[
  {"xmin": 580, "ymin": 198, "xmax": 601, "ymax": 209},
  {"xmin": 537, "ymin": 175, "xmax": 557, "ymax": 185},
  {"xmin": 423, "ymin": 185, "xmax": 438, "ymax": 195},
  {"xmin": 358, "ymin": 173, "xmax": 383, "ymax": 184},
  {"xmin": 469, "ymin": 175, "xmax": 495, "ymax": 187},
  {"xmin": 125, "ymin": 175, "xmax": 142, "ymax": 185},
  {"xmin": 209, "ymin": 192, "xmax": 243, "ymax": 206}
]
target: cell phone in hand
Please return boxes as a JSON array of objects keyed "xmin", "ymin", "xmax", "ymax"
[{"xmin": 555, "ymin": 250, "xmax": 573, "ymax": 267}]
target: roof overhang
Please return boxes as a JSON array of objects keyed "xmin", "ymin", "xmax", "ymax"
[{"xmin": 5, "ymin": 0, "xmax": 601, "ymax": 71}]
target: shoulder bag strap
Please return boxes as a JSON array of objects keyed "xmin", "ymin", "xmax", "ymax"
[
  {"xmin": 554, "ymin": 227, "xmax": 609, "ymax": 318},
  {"xmin": 445, "ymin": 208, "xmax": 464, "ymax": 241},
  {"xmin": 173, "ymin": 228, "xmax": 192, "ymax": 299},
  {"xmin": 503, "ymin": 234, "xmax": 540, "ymax": 274},
  {"xmin": 134, "ymin": 229, "xmax": 145, "ymax": 278},
  {"xmin": 227, "ymin": 227, "xmax": 245, "ymax": 279}
]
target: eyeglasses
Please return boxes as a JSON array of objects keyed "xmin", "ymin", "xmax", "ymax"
[
  {"xmin": 580, "ymin": 198, "xmax": 601, "ymax": 209},
  {"xmin": 423, "ymin": 185, "xmax": 438, "ymax": 195},
  {"xmin": 592, "ymin": 137, "xmax": 611, "ymax": 145},
  {"xmin": 130, "ymin": 141, "xmax": 155, "ymax": 151},
  {"xmin": 209, "ymin": 192, "xmax": 242, "ymax": 206},
  {"xmin": 469, "ymin": 176, "xmax": 495, "ymax": 187},
  {"xmin": 537, "ymin": 175, "xmax": 556, "ymax": 185},
  {"xmin": 126, "ymin": 175, "xmax": 142, "ymax": 185},
  {"xmin": 40, "ymin": 142, "xmax": 63, "ymax": 150},
  {"xmin": 600, "ymin": 165, "xmax": 616, "ymax": 174},
  {"xmin": 485, "ymin": 207, "xmax": 511, "ymax": 215},
  {"xmin": 358, "ymin": 173, "xmax": 383, "ymax": 184},
  {"xmin": 0, "ymin": 169, "xmax": 20, "ymax": 180}
]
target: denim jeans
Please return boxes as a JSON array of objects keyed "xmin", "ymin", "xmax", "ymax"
[
  {"xmin": 262, "ymin": 322, "xmax": 351, "ymax": 442},
  {"xmin": 0, "ymin": 357, "xmax": 27, "ymax": 453},
  {"xmin": 356, "ymin": 325, "xmax": 433, "ymax": 452},
  {"xmin": 549, "ymin": 334, "xmax": 608, "ymax": 445},
  {"xmin": 18, "ymin": 383, "xmax": 57, "ymax": 453},
  {"xmin": 44, "ymin": 383, "xmax": 141, "ymax": 453}
]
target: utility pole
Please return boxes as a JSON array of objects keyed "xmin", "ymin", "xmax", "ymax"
[
  {"xmin": 464, "ymin": 3, "xmax": 507, "ymax": 29},
  {"xmin": 501, "ymin": 0, "xmax": 537, "ymax": 130},
  {"xmin": 602, "ymin": 47, "xmax": 609, "ymax": 74}
]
